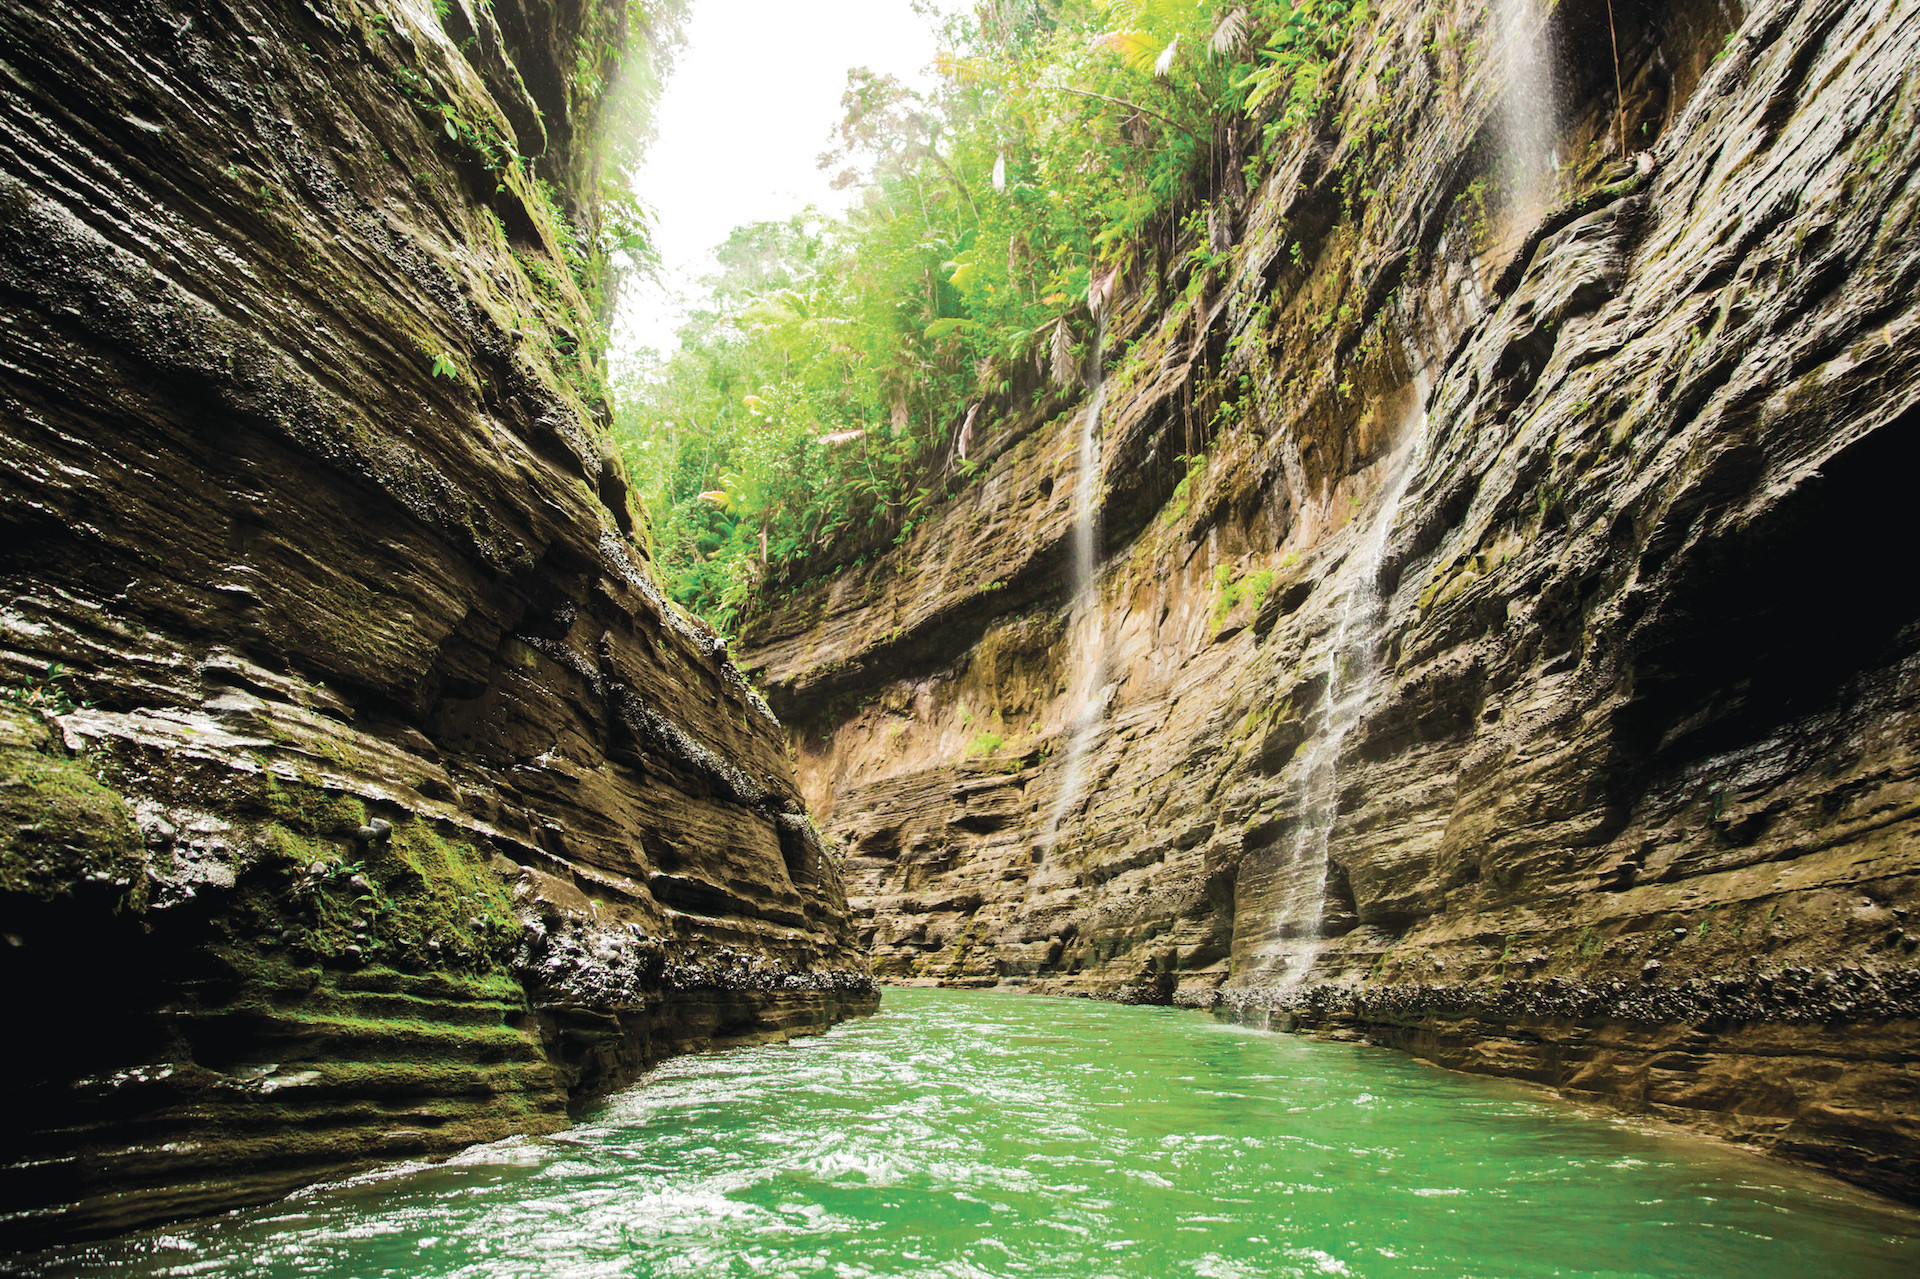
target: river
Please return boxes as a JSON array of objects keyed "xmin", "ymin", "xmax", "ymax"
[{"xmin": 22, "ymin": 988, "xmax": 1916, "ymax": 1277}]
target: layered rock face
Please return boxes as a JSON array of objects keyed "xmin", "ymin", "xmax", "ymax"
[
  {"xmin": 0, "ymin": 0, "xmax": 870, "ymax": 1248},
  {"xmin": 741, "ymin": 0, "xmax": 1920, "ymax": 1201}
]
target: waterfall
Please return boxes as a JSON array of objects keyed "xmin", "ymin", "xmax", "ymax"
[
  {"xmin": 1494, "ymin": 0, "xmax": 1560, "ymax": 219},
  {"xmin": 1266, "ymin": 381, "xmax": 1431, "ymax": 988},
  {"xmin": 1043, "ymin": 316, "xmax": 1111, "ymax": 850}
]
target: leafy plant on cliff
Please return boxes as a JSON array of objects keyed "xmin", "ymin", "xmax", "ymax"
[
  {"xmin": 967, "ymin": 731, "xmax": 1007, "ymax": 758},
  {"xmin": 1, "ymin": 663, "xmax": 85, "ymax": 715},
  {"xmin": 1210, "ymin": 565, "xmax": 1275, "ymax": 625},
  {"xmin": 1237, "ymin": 0, "xmax": 1365, "ymax": 144},
  {"xmin": 1164, "ymin": 449, "xmax": 1209, "ymax": 524}
]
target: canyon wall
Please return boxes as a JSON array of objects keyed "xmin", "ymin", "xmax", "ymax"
[
  {"xmin": 0, "ymin": 0, "xmax": 870, "ymax": 1249},
  {"xmin": 740, "ymin": 0, "xmax": 1920, "ymax": 1202}
]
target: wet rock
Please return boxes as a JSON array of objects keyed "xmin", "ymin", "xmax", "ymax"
[
  {"xmin": 0, "ymin": 0, "xmax": 874, "ymax": 1249},
  {"xmin": 735, "ymin": 0, "xmax": 1920, "ymax": 1208}
]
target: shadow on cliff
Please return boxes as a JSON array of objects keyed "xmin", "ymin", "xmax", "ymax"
[{"xmin": 1611, "ymin": 407, "xmax": 1920, "ymax": 799}]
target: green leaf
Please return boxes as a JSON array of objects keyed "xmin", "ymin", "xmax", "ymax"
[{"xmin": 1099, "ymin": 28, "xmax": 1160, "ymax": 73}]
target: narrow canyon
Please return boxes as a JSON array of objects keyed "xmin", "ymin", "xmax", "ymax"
[
  {"xmin": 741, "ymin": 0, "xmax": 1920, "ymax": 1207},
  {"xmin": 0, "ymin": 0, "xmax": 1915, "ymax": 1258}
]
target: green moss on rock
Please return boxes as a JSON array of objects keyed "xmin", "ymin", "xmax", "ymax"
[
  {"xmin": 0, "ymin": 705, "xmax": 143, "ymax": 908},
  {"xmin": 215, "ymin": 808, "xmax": 518, "ymax": 979}
]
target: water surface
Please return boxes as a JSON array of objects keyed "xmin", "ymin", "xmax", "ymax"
[{"xmin": 29, "ymin": 988, "xmax": 1918, "ymax": 1277}]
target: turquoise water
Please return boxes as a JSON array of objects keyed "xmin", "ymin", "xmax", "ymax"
[{"xmin": 29, "ymin": 988, "xmax": 1918, "ymax": 1277}]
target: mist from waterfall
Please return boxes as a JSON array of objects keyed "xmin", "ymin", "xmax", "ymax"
[
  {"xmin": 1494, "ymin": 0, "xmax": 1561, "ymax": 218},
  {"xmin": 1043, "ymin": 316, "xmax": 1111, "ymax": 850},
  {"xmin": 1266, "ymin": 379, "xmax": 1431, "ymax": 989}
]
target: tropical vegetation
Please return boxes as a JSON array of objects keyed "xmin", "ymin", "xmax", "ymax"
[{"xmin": 618, "ymin": 0, "xmax": 1366, "ymax": 634}]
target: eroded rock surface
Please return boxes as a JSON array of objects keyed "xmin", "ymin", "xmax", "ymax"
[
  {"xmin": 0, "ymin": 0, "xmax": 870, "ymax": 1248},
  {"xmin": 741, "ymin": 0, "xmax": 1920, "ymax": 1202}
]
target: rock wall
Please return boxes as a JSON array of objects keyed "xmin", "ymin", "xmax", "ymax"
[
  {"xmin": 0, "ymin": 0, "xmax": 871, "ymax": 1249},
  {"xmin": 740, "ymin": 0, "xmax": 1920, "ymax": 1202}
]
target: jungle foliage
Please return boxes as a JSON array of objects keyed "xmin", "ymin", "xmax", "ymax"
[
  {"xmin": 619, "ymin": 1, "xmax": 1366, "ymax": 635},
  {"xmin": 537, "ymin": 0, "xmax": 692, "ymax": 353}
]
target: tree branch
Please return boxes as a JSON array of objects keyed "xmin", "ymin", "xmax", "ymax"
[{"xmin": 1056, "ymin": 86, "xmax": 1204, "ymax": 144}]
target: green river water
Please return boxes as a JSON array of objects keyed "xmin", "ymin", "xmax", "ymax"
[{"xmin": 25, "ymin": 988, "xmax": 1918, "ymax": 1278}]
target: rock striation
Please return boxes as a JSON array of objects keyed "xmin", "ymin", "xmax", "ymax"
[
  {"xmin": 0, "ymin": 0, "xmax": 870, "ymax": 1249},
  {"xmin": 740, "ymin": 0, "xmax": 1920, "ymax": 1203}
]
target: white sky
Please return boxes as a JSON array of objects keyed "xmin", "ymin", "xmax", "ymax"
[{"xmin": 611, "ymin": 0, "xmax": 943, "ymax": 364}]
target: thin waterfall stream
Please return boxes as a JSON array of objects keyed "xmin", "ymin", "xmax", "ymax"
[
  {"xmin": 1264, "ymin": 379, "xmax": 1432, "ymax": 988},
  {"xmin": 1494, "ymin": 0, "xmax": 1562, "ymax": 218},
  {"xmin": 1255, "ymin": 0, "xmax": 1563, "ymax": 983},
  {"xmin": 1043, "ymin": 314, "xmax": 1111, "ymax": 849}
]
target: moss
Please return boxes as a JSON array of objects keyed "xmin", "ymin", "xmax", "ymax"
[
  {"xmin": 1417, "ymin": 559, "xmax": 1481, "ymax": 614},
  {"xmin": 208, "ymin": 991, "xmax": 543, "ymax": 1067},
  {"xmin": 368, "ymin": 819, "xmax": 519, "ymax": 967},
  {"xmin": 508, "ymin": 239, "xmax": 604, "ymax": 415},
  {"xmin": 1162, "ymin": 450, "xmax": 1209, "ymax": 527},
  {"xmin": 219, "ymin": 771, "xmax": 519, "ymax": 977},
  {"xmin": 0, "ymin": 705, "xmax": 144, "ymax": 907},
  {"xmin": 261, "ymin": 775, "xmax": 366, "ymax": 839},
  {"xmin": 173, "ymin": 952, "xmax": 558, "ymax": 1107},
  {"xmin": 116, "ymin": 951, "xmax": 568, "ymax": 1180}
]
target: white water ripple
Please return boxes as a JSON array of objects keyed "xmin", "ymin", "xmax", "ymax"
[{"xmin": 19, "ymin": 990, "xmax": 1917, "ymax": 1279}]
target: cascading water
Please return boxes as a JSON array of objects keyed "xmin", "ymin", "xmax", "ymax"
[
  {"xmin": 1251, "ymin": 0, "xmax": 1559, "ymax": 979},
  {"xmin": 1493, "ymin": 0, "xmax": 1561, "ymax": 219},
  {"xmin": 1264, "ymin": 379, "xmax": 1431, "ymax": 989},
  {"xmin": 1042, "ymin": 316, "xmax": 1111, "ymax": 850}
]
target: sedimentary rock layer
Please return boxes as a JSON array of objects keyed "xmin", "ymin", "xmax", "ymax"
[
  {"xmin": 0, "ymin": 0, "xmax": 870, "ymax": 1249},
  {"xmin": 740, "ymin": 0, "xmax": 1920, "ymax": 1201}
]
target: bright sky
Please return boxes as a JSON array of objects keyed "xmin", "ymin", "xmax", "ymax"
[{"xmin": 611, "ymin": 0, "xmax": 942, "ymax": 365}]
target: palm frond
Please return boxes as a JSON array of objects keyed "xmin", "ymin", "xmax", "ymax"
[
  {"xmin": 1050, "ymin": 318, "xmax": 1077, "ymax": 388},
  {"xmin": 1097, "ymin": 28, "xmax": 1160, "ymax": 73},
  {"xmin": 1153, "ymin": 36, "xmax": 1180, "ymax": 78},
  {"xmin": 1210, "ymin": 6, "xmax": 1249, "ymax": 58}
]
